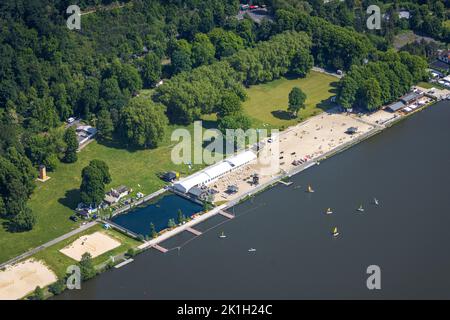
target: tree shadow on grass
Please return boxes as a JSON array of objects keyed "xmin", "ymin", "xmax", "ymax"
[
  {"xmin": 329, "ymin": 81, "xmax": 340, "ymax": 94},
  {"xmin": 1, "ymin": 220, "xmax": 29, "ymax": 233},
  {"xmin": 271, "ymin": 110, "xmax": 293, "ymax": 120},
  {"xmin": 96, "ymin": 136, "xmax": 141, "ymax": 153},
  {"xmin": 58, "ymin": 189, "xmax": 81, "ymax": 211}
]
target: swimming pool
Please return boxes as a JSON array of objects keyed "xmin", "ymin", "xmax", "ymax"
[{"xmin": 111, "ymin": 193, "xmax": 203, "ymax": 237}]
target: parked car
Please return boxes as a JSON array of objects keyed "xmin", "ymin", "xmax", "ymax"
[
  {"xmin": 70, "ymin": 215, "xmax": 78, "ymax": 222},
  {"xmin": 67, "ymin": 117, "xmax": 75, "ymax": 124}
]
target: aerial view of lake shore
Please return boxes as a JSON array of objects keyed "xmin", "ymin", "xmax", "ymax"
[{"xmin": 55, "ymin": 100, "xmax": 450, "ymax": 300}]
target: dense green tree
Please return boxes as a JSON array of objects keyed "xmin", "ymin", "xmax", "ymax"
[
  {"xmin": 79, "ymin": 252, "xmax": 96, "ymax": 281},
  {"xmin": 48, "ymin": 279, "xmax": 65, "ymax": 296},
  {"xmin": 78, "ymin": 78, "xmax": 100, "ymax": 118},
  {"xmin": 191, "ymin": 33, "xmax": 216, "ymax": 67},
  {"xmin": 167, "ymin": 218, "xmax": 176, "ymax": 228},
  {"xmin": 10, "ymin": 205, "xmax": 36, "ymax": 232},
  {"xmin": 98, "ymin": 77, "xmax": 126, "ymax": 111},
  {"xmin": 177, "ymin": 209, "xmax": 184, "ymax": 224},
  {"xmin": 150, "ymin": 222, "xmax": 157, "ymax": 238},
  {"xmin": 217, "ymin": 92, "xmax": 242, "ymax": 117},
  {"xmin": 31, "ymin": 286, "xmax": 44, "ymax": 300},
  {"xmin": 358, "ymin": 78, "xmax": 382, "ymax": 111},
  {"xmin": 117, "ymin": 64, "xmax": 142, "ymax": 95},
  {"xmin": 288, "ymin": 87, "xmax": 307, "ymax": 117},
  {"xmin": 63, "ymin": 127, "xmax": 78, "ymax": 163},
  {"xmin": 96, "ymin": 109, "xmax": 114, "ymax": 139},
  {"xmin": 118, "ymin": 98, "xmax": 168, "ymax": 148},
  {"xmin": 80, "ymin": 160, "xmax": 111, "ymax": 206},
  {"xmin": 139, "ymin": 52, "xmax": 162, "ymax": 88},
  {"xmin": 208, "ymin": 28, "xmax": 244, "ymax": 58},
  {"xmin": 218, "ymin": 113, "xmax": 252, "ymax": 133}
]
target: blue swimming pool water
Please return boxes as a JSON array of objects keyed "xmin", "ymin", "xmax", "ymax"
[{"xmin": 111, "ymin": 193, "xmax": 202, "ymax": 236}]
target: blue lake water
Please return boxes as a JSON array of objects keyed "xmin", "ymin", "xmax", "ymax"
[{"xmin": 111, "ymin": 193, "xmax": 202, "ymax": 236}]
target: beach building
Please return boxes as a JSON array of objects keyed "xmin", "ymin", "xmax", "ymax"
[
  {"xmin": 400, "ymin": 92, "xmax": 421, "ymax": 105},
  {"xmin": 173, "ymin": 150, "xmax": 257, "ymax": 193},
  {"xmin": 386, "ymin": 101, "xmax": 406, "ymax": 112}
]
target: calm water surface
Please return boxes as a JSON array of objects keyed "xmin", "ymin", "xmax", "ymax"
[
  {"xmin": 57, "ymin": 101, "xmax": 450, "ymax": 299},
  {"xmin": 111, "ymin": 193, "xmax": 202, "ymax": 235}
]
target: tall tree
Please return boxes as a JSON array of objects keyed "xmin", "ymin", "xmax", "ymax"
[
  {"xmin": 96, "ymin": 109, "xmax": 114, "ymax": 140},
  {"xmin": 139, "ymin": 52, "xmax": 162, "ymax": 88},
  {"xmin": 288, "ymin": 87, "xmax": 307, "ymax": 117},
  {"xmin": 79, "ymin": 252, "xmax": 96, "ymax": 281},
  {"xmin": 191, "ymin": 33, "xmax": 216, "ymax": 67},
  {"xmin": 80, "ymin": 160, "xmax": 111, "ymax": 206},
  {"xmin": 63, "ymin": 127, "xmax": 78, "ymax": 163}
]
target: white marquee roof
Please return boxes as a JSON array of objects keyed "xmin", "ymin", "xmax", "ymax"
[{"xmin": 173, "ymin": 151, "xmax": 257, "ymax": 193}]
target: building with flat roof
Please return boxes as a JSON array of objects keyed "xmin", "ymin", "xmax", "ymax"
[
  {"xmin": 400, "ymin": 92, "xmax": 421, "ymax": 105},
  {"xmin": 386, "ymin": 101, "xmax": 406, "ymax": 112},
  {"xmin": 173, "ymin": 150, "xmax": 257, "ymax": 193}
]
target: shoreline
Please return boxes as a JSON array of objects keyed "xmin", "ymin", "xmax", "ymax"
[
  {"xmin": 3, "ymin": 89, "xmax": 448, "ymax": 300},
  {"xmin": 137, "ymin": 90, "xmax": 446, "ymax": 254}
]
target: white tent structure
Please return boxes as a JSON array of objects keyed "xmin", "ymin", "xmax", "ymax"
[{"xmin": 173, "ymin": 151, "xmax": 257, "ymax": 193}]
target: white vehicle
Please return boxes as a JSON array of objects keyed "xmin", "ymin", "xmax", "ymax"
[{"xmin": 67, "ymin": 117, "xmax": 75, "ymax": 124}]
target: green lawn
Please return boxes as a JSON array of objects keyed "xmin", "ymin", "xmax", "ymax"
[
  {"xmin": 0, "ymin": 122, "xmax": 207, "ymax": 264},
  {"xmin": 33, "ymin": 224, "xmax": 140, "ymax": 279},
  {"xmin": 242, "ymin": 71, "xmax": 338, "ymax": 129}
]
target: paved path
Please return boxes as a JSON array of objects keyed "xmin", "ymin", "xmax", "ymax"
[{"xmin": 0, "ymin": 221, "xmax": 97, "ymax": 269}]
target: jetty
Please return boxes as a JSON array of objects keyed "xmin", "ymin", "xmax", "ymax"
[
  {"xmin": 152, "ymin": 244, "xmax": 168, "ymax": 253},
  {"xmin": 114, "ymin": 258, "xmax": 134, "ymax": 269},
  {"xmin": 218, "ymin": 210, "xmax": 235, "ymax": 219},
  {"xmin": 185, "ymin": 226, "xmax": 202, "ymax": 236}
]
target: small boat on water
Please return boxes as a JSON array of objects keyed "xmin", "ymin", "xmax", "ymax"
[
  {"xmin": 357, "ymin": 204, "xmax": 365, "ymax": 212},
  {"xmin": 325, "ymin": 208, "xmax": 333, "ymax": 215},
  {"xmin": 307, "ymin": 185, "xmax": 315, "ymax": 193},
  {"xmin": 219, "ymin": 231, "xmax": 226, "ymax": 239},
  {"xmin": 373, "ymin": 198, "xmax": 379, "ymax": 206},
  {"xmin": 248, "ymin": 248, "xmax": 256, "ymax": 252},
  {"xmin": 332, "ymin": 227, "xmax": 339, "ymax": 237}
]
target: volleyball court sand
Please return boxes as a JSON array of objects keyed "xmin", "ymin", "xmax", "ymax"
[
  {"xmin": 60, "ymin": 231, "xmax": 121, "ymax": 261},
  {"xmin": 0, "ymin": 259, "xmax": 57, "ymax": 300}
]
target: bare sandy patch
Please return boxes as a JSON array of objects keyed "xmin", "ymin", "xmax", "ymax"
[
  {"xmin": 60, "ymin": 231, "xmax": 121, "ymax": 261},
  {"xmin": 211, "ymin": 110, "xmax": 380, "ymax": 202},
  {"xmin": 0, "ymin": 259, "xmax": 57, "ymax": 300}
]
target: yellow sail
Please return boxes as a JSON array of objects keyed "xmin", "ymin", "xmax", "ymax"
[{"xmin": 333, "ymin": 227, "xmax": 338, "ymax": 234}]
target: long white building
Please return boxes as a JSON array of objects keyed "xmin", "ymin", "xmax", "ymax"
[{"xmin": 173, "ymin": 150, "xmax": 257, "ymax": 193}]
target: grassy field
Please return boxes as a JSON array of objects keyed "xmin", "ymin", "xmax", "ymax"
[
  {"xmin": 242, "ymin": 71, "xmax": 338, "ymax": 129},
  {"xmin": 0, "ymin": 71, "xmax": 338, "ymax": 264},
  {"xmin": 0, "ymin": 122, "xmax": 207, "ymax": 263},
  {"xmin": 33, "ymin": 224, "xmax": 140, "ymax": 279}
]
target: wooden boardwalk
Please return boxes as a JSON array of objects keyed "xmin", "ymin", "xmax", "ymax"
[
  {"xmin": 185, "ymin": 226, "xmax": 202, "ymax": 236},
  {"xmin": 219, "ymin": 210, "xmax": 235, "ymax": 219},
  {"xmin": 152, "ymin": 244, "xmax": 168, "ymax": 253}
]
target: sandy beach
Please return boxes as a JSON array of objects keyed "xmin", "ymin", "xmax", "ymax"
[
  {"xmin": 60, "ymin": 231, "xmax": 121, "ymax": 261},
  {"xmin": 211, "ymin": 109, "xmax": 395, "ymax": 202},
  {"xmin": 0, "ymin": 259, "xmax": 57, "ymax": 300}
]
